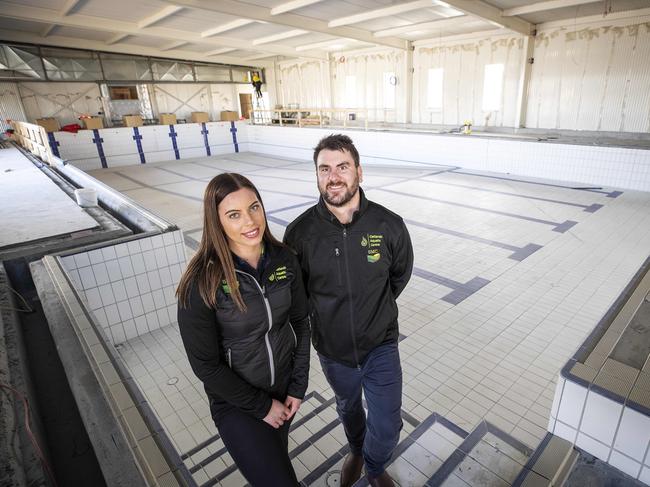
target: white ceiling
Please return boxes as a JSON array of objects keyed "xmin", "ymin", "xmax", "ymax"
[{"xmin": 0, "ymin": 0, "xmax": 648, "ymax": 67}]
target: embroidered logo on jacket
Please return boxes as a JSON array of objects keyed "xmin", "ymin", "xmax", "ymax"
[
  {"xmin": 221, "ymin": 280, "xmax": 231, "ymax": 294},
  {"xmin": 362, "ymin": 234, "xmax": 383, "ymax": 263},
  {"xmin": 268, "ymin": 265, "xmax": 288, "ymax": 282}
]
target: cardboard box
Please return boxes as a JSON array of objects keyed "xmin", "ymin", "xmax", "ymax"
[
  {"xmin": 191, "ymin": 112, "xmax": 209, "ymax": 123},
  {"xmin": 159, "ymin": 113, "xmax": 177, "ymax": 125},
  {"xmin": 36, "ymin": 118, "xmax": 60, "ymax": 132},
  {"xmin": 123, "ymin": 115, "xmax": 143, "ymax": 127},
  {"xmin": 83, "ymin": 117, "xmax": 104, "ymax": 130},
  {"xmin": 220, "ymin": 111, "xmax": 239, "ymax": 122}
]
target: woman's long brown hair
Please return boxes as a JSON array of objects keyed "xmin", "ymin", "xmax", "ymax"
[{"xmin": 176, "ymin": 173, "xmax": 281, "ymax": 311}]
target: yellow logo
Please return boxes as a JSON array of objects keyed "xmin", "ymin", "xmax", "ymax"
[
  {"xmin": 269, "ymin": 266, "xmax": 287, "ymax": 282},
  {"xmin": 367, "ymin": 253, "xmax": 380, "ymax": 263},
  {"xmin": 361, "ymin": 236, "xmax": 368, "ymax": 247}
]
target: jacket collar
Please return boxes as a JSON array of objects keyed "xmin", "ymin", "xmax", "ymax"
[{"xmin": 316, "ymin": 187, "xmax": 368, "ymax": 226}]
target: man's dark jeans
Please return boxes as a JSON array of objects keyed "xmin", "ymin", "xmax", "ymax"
[{"xmin": 318, "ymin": 342, "xmax": 403, "ymax": 477}]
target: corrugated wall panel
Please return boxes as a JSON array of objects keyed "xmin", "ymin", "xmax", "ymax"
[
  {"xmin": 0, "ymin": 82, "xmax": 28, "ymax": 131},
  {"xmin": 528, "ymin": 17, "xmax": 650, "ymax": 133},
  {"xmin": 17, "ymin": 82, "xmax": 102, "ymax": 126}
]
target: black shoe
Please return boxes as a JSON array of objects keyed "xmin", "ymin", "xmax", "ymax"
[
  {"xmin": 368, "ymin": 471, "xmax": 395, "ymax": 487},
  {"xmin": 340, "ymin": 453, "xmax": 364, "ymax": 487}
]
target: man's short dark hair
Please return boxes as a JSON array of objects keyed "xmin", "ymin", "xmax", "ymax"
[{"xmin": 313, "ymin": 134, "xmax": 360, "ymax": 167}]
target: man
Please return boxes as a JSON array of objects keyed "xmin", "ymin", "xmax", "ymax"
[{"xmin": 284, "ymin": 134, "xmax": 413, "ymax": 487}]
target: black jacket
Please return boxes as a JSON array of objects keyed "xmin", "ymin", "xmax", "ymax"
[
  {"xmin": 284, "ymin": 188, "xmax": 413, "ymax": 367},
  {"xmin": 177, "ymin": 243, "xmax": 310, "ymax": 420}
]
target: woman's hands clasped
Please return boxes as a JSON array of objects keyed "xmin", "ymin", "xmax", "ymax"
[{"xmin": 263, "ymin": 396, "xmax": 303, "ymax": 429}]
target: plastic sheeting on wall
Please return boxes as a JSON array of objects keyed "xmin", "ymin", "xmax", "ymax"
[
  {"xmin": 0, "ymin": 82, "xmax": 27, "ymax": 131},
  {"xmin": 527, "ymin": 18, "xmax": 650, "ymax": 133},
  {"xmin": 413, "ymin": 35, "xmax": 526, "ymax": 127},
  {"xmin": 17, "ymin": 82, "xmax": 103, "ymax": 125},
  {"xmin": 277, "ymin": 59, "xmax": 331, "ymax": 110}
]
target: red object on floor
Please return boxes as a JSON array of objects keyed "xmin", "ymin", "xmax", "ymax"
[{"xmin": 60, "ymin": 123, "xmax": 82, "ymax": 133}]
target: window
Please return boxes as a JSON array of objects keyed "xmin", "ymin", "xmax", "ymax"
[
  {"xmin": 345, "ymin": 75, "xmax": 357, "ymax": 108},
  {"xmin": 482, "ymin": 63, "xmax": 504, "ymax": 111},
  {"xmin": 427, "ymin": 68, "xmax": 443, "ymax": 109},
  {"xmin": 108, "ymin": 86, "xmax": 138, "ymax": 100},
  {"xmin": 383, "ymin": 72, "xmax": 396, "ymax": 109}
]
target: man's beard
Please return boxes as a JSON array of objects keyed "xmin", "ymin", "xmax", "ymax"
[{"xmin": 319, "ymin": 177, "xmax": 360, "ymax": 207}]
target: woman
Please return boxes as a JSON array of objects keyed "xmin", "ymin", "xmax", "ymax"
[{"xmin": 176, "ymin": 173, "xmax": 310, "ymax": 486}]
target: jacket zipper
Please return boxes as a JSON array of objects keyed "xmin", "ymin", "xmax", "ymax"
[
  {"xmin": 289, "ymin": 323, "xmax": 297, "ymax": 347},
  {"xmin": 334, "ymin": 247, "xmax": 342, "ymax": 286},
  {"xmin": 226, "ymin": 348, "xmax": 232, "ymax": 368},
  {"xmin": 341, "ymin": 227, "xmax": 361, "ymax": 368},
  {"xmin": 235, "ymin": 270, "xmax": 276, "ymax": 387}
]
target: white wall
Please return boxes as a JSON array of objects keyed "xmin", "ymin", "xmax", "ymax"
[
  {"xmin": 413, "ymin": 33, "xmax": 526, "ymax": 127},
  {"xmin": 527, "ymin": 12, "xmax": 650, "ymax": 132},
  {"xmin": 0, "ymin": 82, "xmax": 27, "ymax": 131}
]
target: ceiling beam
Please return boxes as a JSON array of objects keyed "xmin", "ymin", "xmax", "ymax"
[
  {"xmin": 201, "ymin": 18, "xmax": 255, "ymax": 37},
  {"xmin": 0, "ymin": 5, "xmax": 327, "ymax": 60},
  {"xmin": 295, "ymin": 38, "xmax": 367, "ymax": 52},
  {"xmin": 270, "ymin": 0, "xmax": 326, "ymax": 16},
  {"xmin": 41, "ymin": 24, "xmax": 57, "ymax": 37},
  {"xmin": 138, "ymin": 5, "xmax": 184, "ymax": 28},
  {"xmin": 0, "ymin": 28, "xmax": 271, "ymax": 67},
  {"xmin": 160, "ymin": 41, "xmax": 189, "ymax": 51},
  {"xmin": 106, "ymin": 33, "xmax": 130, "ymax": 45},
  {"xmin": 252, "ymin": 29, "xmax": 307, "ymax": 45},
  {"xmin": 329, "ymin": 0, "xmax": 433, "ymax": 28},
  {"xmin": 373, "ymin": 15, "xmax": 467, "ymax": 37},
  {"xmin": 60, "ymin": 0, "xmax": 83, "ymax": 16},
  {"xmin": 503, "ymin": 0, "xmax": 597, "ymax": 16},
  {"xmin": 438, "ymin": 0, "xmax": 534, "ymax": 35},
  {"xmin": 243, "ymin": 53, "xmax": 278, "ymax": 61},
  {"xmin": 159, "ymin": 0, "xmax": 408, "ymax": 50},
  {"xmin": 205, "ymin": 47, "xmax": 237, "ymax": 56}
]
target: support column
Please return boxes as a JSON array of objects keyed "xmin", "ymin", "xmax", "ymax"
[
  {"xmin": 405, "ymin": 41, "xmax": 414, "ymax": 124},
  {"xmin": 515, "ymin": 35, "xmax": 535, "ymax": 129}
]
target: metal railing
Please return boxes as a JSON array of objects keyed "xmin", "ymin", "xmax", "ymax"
[{"xmin": 251, "ymin": 107, "xmax": 369, "ymax": 130}]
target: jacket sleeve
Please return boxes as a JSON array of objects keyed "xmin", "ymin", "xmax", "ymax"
[
  {"xmin": 177, "ymin": 282, "xmax": 272, "ymax": 419},
  {"xmin": 283, "ymin": 224, "xmax": 310, "ymax": 300},
  {"xmin": 389, "ymin": 219, "xmax": 414, "ymax": 299},
  {"xmin": 286, "ymin": 254, "xmax": 311, "ymax": 399}
]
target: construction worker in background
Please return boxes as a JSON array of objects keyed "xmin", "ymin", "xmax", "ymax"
[{"xmin": 252, "ymin": 72, "xmax": 263, "ymax": 99}]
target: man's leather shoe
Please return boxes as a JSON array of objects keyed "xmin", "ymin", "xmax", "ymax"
[
  {"xmin": 368, "ymin": 471, "xmax": 395, "ymax": 487},
  {"xmin": 340, "ymin": 453, "xmax": 364, "ymax": 487}
]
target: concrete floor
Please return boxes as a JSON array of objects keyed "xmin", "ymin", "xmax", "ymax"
[{"xmin": 86, "ymin": 152, "xmax": 650, "ymax": 486}]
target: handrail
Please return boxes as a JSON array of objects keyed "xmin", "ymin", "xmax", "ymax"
[{"xmin": 251, "ymin": 107, "xmax": 369, "ymax": 130}]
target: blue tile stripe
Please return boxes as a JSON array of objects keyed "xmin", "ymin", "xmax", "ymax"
[
  {"xmin": 200, "ymin": 122, "xmax": 211, "ymax": 156},
  {"xmin": 132, "ymin": 127, "xmax": 145, "ymax": 164},
  {"xmin": 168, "ymin": 125, "xmax": 180, "ymax": 160},
  {"xmin": 91, "ymin": 129, "xmax": 107, "ymax": 168},
  {"xmin": 229, "ymin": 121, "xmax": 239, "ymax": 153},
  {"xmin": 47, "ymin": 132, "xmax": 60, "ymax": 158}
]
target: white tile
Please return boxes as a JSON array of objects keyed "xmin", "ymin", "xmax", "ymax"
[
  {"xmin": 576, "ymin": 432, "xmax": 610, "ymax": 462},
  {"xmin": 131, "ymin": 254, "xmax": 146, "ymax": 275},
  {"xmin": 609, "ymin": 450, "xmax": 641, "ymax": 479},
  {"xmin": 115, "ymin": 243, "xmax": 129, "ymax": 258},
  {"xmin": 124, "ymin": 276, "xmax": 139, "ymax": 298},
  {"xmin": 82, "ymin": 287, "xmax": 101, "ymax": 311},
  {"xmin": 106, "ymin": 259, "xmax": 122, "ymax": 282},
  {"xmin": 140, "ymin": 237, "xmax": 153, "ymax": 251},
  {"xmin": 580, "ymin": 391, "xmax": 623, "ymax": 447},
  {"xmin": 147, "ymin": 270, "xmax": 162, "ymax": 291},
  {"xmin": 112, "ymin": 281, "xmax": 127, "ymax": 302},
  {"xmin": 556, "ymin": 380, "xmax": 588, "ymax": 429},
  {"xmin": 88, "ymin": 249, "xmax": 104, "ymax": 265},
  {"xmin": 98, "ymin": 284, "xmax": 115, "ymax": 306},
  {"xmin": 141, "ymin": 293, "xmax": 155, "ymax": 313},
  {"xmin": 101, "ymin": 246, "xmax": 117, "ymax": 261},
  {"xmin": 613, "ymin": 408, "xmax": 650, "ymax": 463},
  {"xmin": 127, "ymin": 240, "xmax": 141, "ymax": 254},
  {"xmin": 78, "ymin": 266, "xmax": 97, "ymax": 290},
  {"xmin": 129, "ymin": 296, "xmax": 145, "ymax": 318},
  {"xmin": 550, "ymin": 376, "xmax": 564, "ymax": 419},
  {"xmin": 117, "ymin": 300, "xmax": 133, "ymax": 321},
  {"xmin": 92, "ymin": 263, "xmax": 110, "ymax": 286},
  {"xmin": 160, "ymin": 267, "xmax": 173, "ymax": 287},
  {"xmin": 554, "ymin": 420, "xmax": 578, "ymax": 444},
  {"xmin": 118, "ymin": 256, "xmax": 135, "ymax": 278},
  {"xmin": 105, "ymin": 303, "xmax": 120, "ymax": 326},
  {"xmin": 123, "ymin": 319, "xmax": 138, "ymax": 340},
  {"xmin": 61, "ymin": 255, "xmax": 77, "ymax": 271},
  {"xmin": 136, "ymin": 273, "xmax": 151, "ymax": 294},
  {"xmin": 143, "ymin": 250, "xmax": 157, "ymax": 272},
  {"xmin": 74, "ymin": 252, "xmax": 91, "ymax": 268},
  {"xmin": 154, "ymin": 247, "xmax": 169, "ymax": 267}
]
